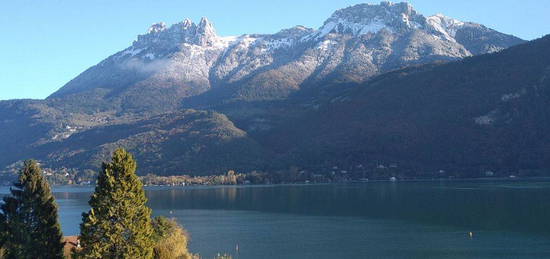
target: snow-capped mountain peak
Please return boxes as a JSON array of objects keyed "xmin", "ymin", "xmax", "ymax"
[
  {"xmin": 426, "ymin": 14, "xmax": 466, "ymax": 41},
  {"xmin": 196, "ymin": 17, "xmax": 218, "ymax": 46},
  {"xmin": 133, "ymin": 17, "xmax": 222, "ymax": 50},
  {"xmin": 198, "ymin": 17, "xmax": 215, "ymax": 34},
  {"xmin": 147, "ymin": 22, "xmax": 167, "ymax": 34},
  {"xmin": 311, "ymin": 1, "xmax": 426, "ymax": 39},
  {"xmin": 182, "ymin": 18, "xmax": 193, "ymax": 28},
  {"xmin": 50, "ymin": 1, "xmax": 525, "ymax": 105}
]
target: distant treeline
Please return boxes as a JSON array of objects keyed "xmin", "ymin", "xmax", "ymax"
[{"xmin": 1, "ymin": 163, "xmax": 549, "ymax": 187}]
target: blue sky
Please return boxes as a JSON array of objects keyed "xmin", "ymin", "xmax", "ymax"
[{"xmin": 1, "ymin": 0, "xmax": 549, "ymax": 100}]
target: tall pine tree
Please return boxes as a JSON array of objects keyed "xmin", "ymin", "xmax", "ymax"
[
  {"xmin": 0, "ymin": 160, "xmax": 64, "ymax": 259},
  {"xmin": 75, "ymin": 149, "xmax": 154, "ymax": 259}
]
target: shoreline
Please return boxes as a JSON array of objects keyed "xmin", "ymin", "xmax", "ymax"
[{"xmin": 38, "ymin": 176, "xmax": 550, "ymax": 189}]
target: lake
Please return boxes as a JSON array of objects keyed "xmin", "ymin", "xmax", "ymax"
[{"xmin": 4, "ymin": 180, "xmax": 550, "ymax": 258}]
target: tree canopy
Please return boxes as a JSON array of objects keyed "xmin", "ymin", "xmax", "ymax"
[
  {"xmin": 75, "ymin": 149, "xmax": 154, "ymax": 258},
  {"xmin": 0, "ymin": 160, "xmax": 64, "ymax": 259}
]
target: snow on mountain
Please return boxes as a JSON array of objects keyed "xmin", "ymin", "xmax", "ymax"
[
  {"xmin": 307, "ymin": 1, "xmax": 424, "ymax": 40},
  {"xmin": 0, "ymin": 1, "xmax": 531, "ymax": 174},
  {"xmin": 426, "ymin": 14, "xmax": 466, "ymax": 41},
  {"xmin": 49, "ymin": 1, "xmax": 525, "ymax": 109}
]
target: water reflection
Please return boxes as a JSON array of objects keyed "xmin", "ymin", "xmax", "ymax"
[
  {"xmin": 2, "ymin": 181, "xmax": 550, "ymax": 258},
  {"xmin": 4, "ymin": 181, "xmax": 550, "ymax": 235},
  {"xmin": 141, "ymin": 181, "xmax": 550, "ymax": 234}
]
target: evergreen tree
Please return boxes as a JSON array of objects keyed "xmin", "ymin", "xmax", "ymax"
[
  {"xmin": 75, "ymin": 149, "xmax": 154, "ymax": 258},
  {"xmin": 0, "ymin": 160, "xmax": 64, "ymax": 259}
]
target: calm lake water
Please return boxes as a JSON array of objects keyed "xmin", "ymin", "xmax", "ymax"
[{"xmin": 3, "ymin": 180, "xmax": 550, "ymax": 258}]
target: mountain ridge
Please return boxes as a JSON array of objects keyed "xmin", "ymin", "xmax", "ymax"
[
  {"xmin": 0, "ymin": 1, "xmax": 537, "ymax": 176},
  {"xmin": 261, "ymin": 35, "xmax": 550, "ymax": 174},
  {"xmin": 47, "ymin": 1, "xmax": 524, "ymax": 108}
]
